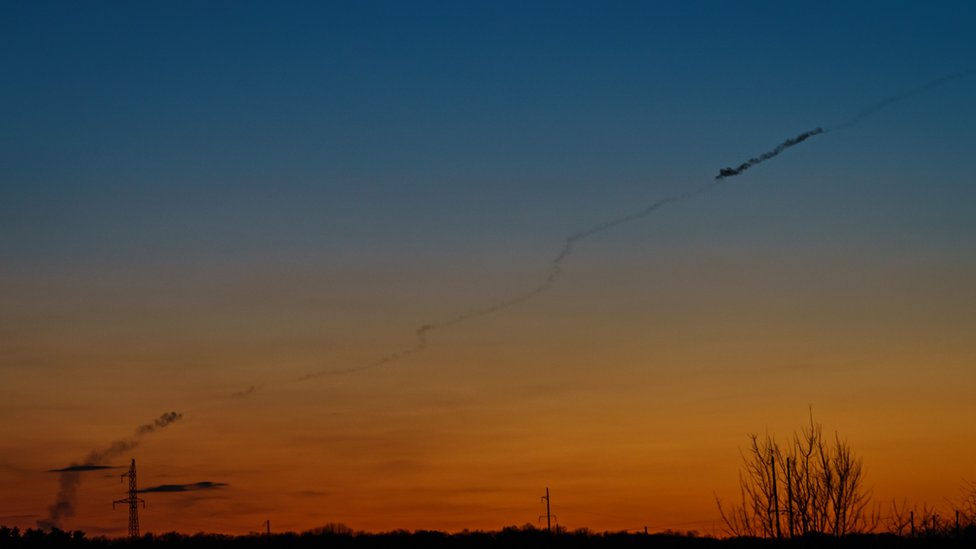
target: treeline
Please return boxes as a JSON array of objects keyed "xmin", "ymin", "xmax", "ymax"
[{"xmin": 2, "ymin": 525, "xmax": 976, "ymax": 549}]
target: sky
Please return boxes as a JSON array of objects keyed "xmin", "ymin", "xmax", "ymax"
[{"xmin": 2, "ymin": 0, "xmax": 976, "ymax": 537}]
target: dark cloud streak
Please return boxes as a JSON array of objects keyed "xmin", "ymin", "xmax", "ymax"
[
  {"xmin": 47, "ymin": 465, "xmax": 122, "ymax": 473},
  {"xmin": 138, "ymin": 481, "xmax": 227, "ymax": 493}
]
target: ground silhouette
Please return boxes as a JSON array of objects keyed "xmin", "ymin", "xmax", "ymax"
[{"xmin": 2, "ymin": 524, "xmax": 975, "ymax": 549}]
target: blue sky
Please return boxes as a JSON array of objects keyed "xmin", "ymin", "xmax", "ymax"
[{"xmin": 4, "ymin": 2, "xmax": 975, "ymax": 268}]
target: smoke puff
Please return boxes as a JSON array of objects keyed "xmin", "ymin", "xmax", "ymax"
[{"xmin": 135, "ymin": 411, "xmax": 183, "ymax": 435}]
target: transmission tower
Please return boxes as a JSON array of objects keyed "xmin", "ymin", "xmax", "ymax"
[
  {"xmin": 113, "ymin": 459, "xmax": 145, "ymax": 539},
  {"xmin": 540, "ymin": 487, "xmax": 555, "ymax": 534}
]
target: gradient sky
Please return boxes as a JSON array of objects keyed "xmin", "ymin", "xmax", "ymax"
[{"xmin": 2, "ymin": 0, "xmax": 976, "ymax": 537}]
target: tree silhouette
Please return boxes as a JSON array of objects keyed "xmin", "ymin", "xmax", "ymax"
[
  {"xmin": 717, "ymin": 412, "xmax": 874, "ymax": 538},
  {"xmin": 961, "ymin": 480, "xmax": 976, "ymax": 528},
  {"xmin": 884, "ymin": 500, "xmax": 914, "ymax": 537}
]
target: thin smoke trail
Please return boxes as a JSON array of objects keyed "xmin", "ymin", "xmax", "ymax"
[
  {"xmin": 298, "ymin": 181, "xmax": 723, "ymax": 380},
  {"xmin": 38, "ymin": 412, "xmax": 183, "ymax": 530},
  {"xmin": 292, "ymin": 68, "xmax": 974, "ymax": 382},
  {"xmin": 830, "ymin": 69, "xmax": 976, "ymax": 131}
]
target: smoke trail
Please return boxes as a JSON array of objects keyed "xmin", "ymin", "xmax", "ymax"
[
  {"xmin": 831, "ymin": 69, "xmax": 976, "ymax": 131},
  {"xmin": 37, "ymin": 412, "xmax": 183, "ymax": 530},
  {"xmin": 714, "ymin": 127, "xmax": 824, "ymax": 180},
  {"xmin": 298, "ymin": 181, "xmax": 723, "ymax": 380},
  {"xmin": 295, "ymin": 68, "xmax": 974, "ymax": 382},
  {"xmin": 712, "ymin": 70, "xmax": 976, "ymax": 180},
  {"xmin": 135, "ymin": 411, "xmax": 182, "ymax": 435}
]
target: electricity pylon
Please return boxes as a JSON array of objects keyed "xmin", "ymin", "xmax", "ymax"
[
  {"xmin": 113, "ymin": 459, "xmax": 145, "ymax": 539},
  {"xmin": 540, "ymin": 487, "xmax": 555, "ymax": 534}
]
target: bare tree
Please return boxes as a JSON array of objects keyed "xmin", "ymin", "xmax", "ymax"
[
  {"xmin": 961, "ymin": 480, "xmax": 976, "ymax": 527},
  {"xmin": 884, "ymin": 500, "xmax": 914, "ymax": 537},
  {"xmin": 716, "ymin": 433, "xmax": 779, "ymax": 537},
  {"xmin": 717, "ymin": 412, "xmax": 874, "ymax": 538}
]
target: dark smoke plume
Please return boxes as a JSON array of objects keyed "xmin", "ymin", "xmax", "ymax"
[
  {"xmin": 37, "ymin": 412, "xmax": 183, "ymax": 531},
  {"xmin": 135, "ymin": 411, "xmax": 182, "ymax": 435},
  {"xmin": 47, "ymin": 465, "xmax": 121, "ymax": 473},
  {"xmin": 138, "ymin": 481, "xmax": 227, "ymax": 493},
  {"xmin": 714, "ymin": 127, "xmax": 824, "ymax": 180}
]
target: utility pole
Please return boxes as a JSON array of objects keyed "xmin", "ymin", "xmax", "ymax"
[
  {"xmin": 785, "ymin": 457, "xmax": 794, "ymax": 538},
  {"xmin": 540, "ymin": 487, "xmax": 553, "ymax": 534},
  {"xmin": 265, "ymin": 520, "xmax": 271, "ymax": 543},
  {"xmin": 113, "ymin": 459, "xmax": 145, "ymax": 539},
  {"xmin": 770, "ymin": 454, "xmax": 781, "ymax": 539}
]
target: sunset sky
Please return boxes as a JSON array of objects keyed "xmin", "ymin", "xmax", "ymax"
[{"xmin": 2, "ymin": 1, "xmax": 976, "ymax": 537}]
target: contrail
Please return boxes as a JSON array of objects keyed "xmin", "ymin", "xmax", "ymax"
[
  {"xmin": 38, "ymin": 412, "xmax": 183, "ymax": 530},
  {"xmin": 293, "ymin": 68, "xmax": 974, "ymax": 381}
]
